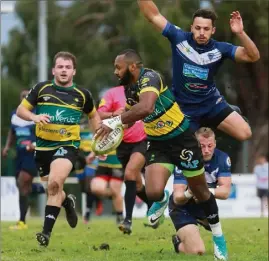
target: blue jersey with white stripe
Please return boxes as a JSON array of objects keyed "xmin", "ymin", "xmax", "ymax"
[
  {"xmin": 162, "ymin": 22, "xmax": 238, "ymax": 105},
  {"xmin": 10, "ymin": 110, "xmax": 36, "ymax": 152},
  {"xmin": 174, "ymin": 148, "xmax": 231, "ymax": 188}
]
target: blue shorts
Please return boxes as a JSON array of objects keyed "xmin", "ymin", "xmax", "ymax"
[
  {"xmin": 76, "ymin": 158, "xmax": 98, "ymax": 180},
  {"xmin": 168, "ymin": 194, "xmax": 210, "ymax": 231},
  {"xmin": 16, "ymin": 150, "xmax": 37, "ymax": 177},
  {"xmin": 179, "ymin": 95, "xmax": 233, "ymax": 131}
]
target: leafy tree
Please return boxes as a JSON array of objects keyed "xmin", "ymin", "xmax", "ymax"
[{"xmin": 1, "ymin": 0, "xmax": 268, "ymax": 171}]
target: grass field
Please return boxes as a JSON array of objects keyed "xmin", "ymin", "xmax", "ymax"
[{"xmin": 1, "ymin": 217, "xmax": 268, "ymax": 261}]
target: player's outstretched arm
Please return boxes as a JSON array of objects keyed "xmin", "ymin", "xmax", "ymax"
[
  {"xmin": 137, "ymin": 0, "xmax": 168, "ymax": 32},
  {"xmin": 230, "ymin": 11, "xmax": 260, "ymax": 63}
]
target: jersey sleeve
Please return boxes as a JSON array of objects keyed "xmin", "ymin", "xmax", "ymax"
[
  {"xmin": 139, "ymin": 71, "xmax": 162, "ymax": 96},
  {"xmin": 173, "ymin": 167, "xmax": 187, "ymax": 185},
  {"xmin": 162, "ymin": 21, "xmax": 187, "ymax": 44},
  {"xmin": 217, "ymin": 41, "xmax": 238, "ymax": 61},
  {"xmin": 218, "ymin": 155, "xmax": 232, "ymax": 178},
  {"xmin": 21, "ymin": 83, "xmax": 41, "ymax": 110},
  {"xmin": 83, "ymin": 89, "xmax": 96, "ymax": 117},
  {"xmin": 98, "ymin": 90, "xmax": 113, "ymax": 112}
]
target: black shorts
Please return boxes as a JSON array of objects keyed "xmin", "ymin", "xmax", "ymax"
[
  {"xmin": 35, "ymin": 146, "xmax": 78, "ymax": 177},
  {"xmin": 146, "ymin": 128, "xmax": 204, "ymax": 177},
  {"xmin": 116, "ymin": 140, "xmax": 147, "ymax": 169},
  {"xmin": 95, "ymin": 166, "xmax": 124, "ymax": 181},
  {"xmin": 257, "ymin": 189, "xmax": 269, "ymax": 198},
  {"xmin": 201, "ymin": 105, "xmax": 234, "ymax": 129}
]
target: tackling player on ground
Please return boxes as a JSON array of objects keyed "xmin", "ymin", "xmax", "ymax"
[
  {"xmin": 170, "ymin": 128, "xmax": 232, "ymax": 256},
  {"xmin": 16, "ymin": 51, "xmax": 101, "ymax": 247}
]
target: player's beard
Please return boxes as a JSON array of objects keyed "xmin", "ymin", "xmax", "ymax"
[{"xmin": 119, "ymin": 68, "xmax": 133, "ymax": 86}]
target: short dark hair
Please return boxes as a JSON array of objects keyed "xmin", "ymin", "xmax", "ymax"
[
  {"xmin": 53, "ymin": 51, "xmax": 77, "ymax": 69},
  {"xmin": 192, "ymin": 9, "xmax": 218, "ymax": 26},
  {"xmin": 118, "ymin": 49, "xmax": 143, "ymax": 67}
]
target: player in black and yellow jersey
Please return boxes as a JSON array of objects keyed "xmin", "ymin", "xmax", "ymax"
[
  {"xmin": 16, "ymin": 51, "xmax": 101, "ymax": 247},
  {"xmin": 97, "ymin": 50, "xmax": 225, "ymax": 242}
]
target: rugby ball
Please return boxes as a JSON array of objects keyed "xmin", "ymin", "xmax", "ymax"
[{"xmin": 92, "ymin": 127, "xmax": 123, "ymax": 155}]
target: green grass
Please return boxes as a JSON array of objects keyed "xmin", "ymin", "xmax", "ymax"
[{"xmin": 1, "ymin": 217, "xmax": 268, "ymax": 261}]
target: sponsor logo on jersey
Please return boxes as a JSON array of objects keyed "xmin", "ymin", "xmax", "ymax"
[
  {"xmin": 44, "ymin": 109, "xmax": 77, "ymax": 124},
  {"xmin": 183, "ymin": 63, "xmax": 209, "ymax": 80},
  {"xmin": 184, "ymin": 83, "xmax": 208, "ymax": 92}
]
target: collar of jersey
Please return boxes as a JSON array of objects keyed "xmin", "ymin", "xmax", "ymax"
[
  {"xmin": 139, "ymin": 67, "xmax": 145, "ymax": 80},
  {"xmin": 52, "ymin": 79, "xmax": 76, "ymax": 91}
]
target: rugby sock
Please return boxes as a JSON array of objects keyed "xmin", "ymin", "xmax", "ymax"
[
  {"xmin": 86, "ymin": 192, "xmax": 95, "ymax": 210},
  {"xmin": 136, "ymin": 185, "xmax": 153, "ymax": 209},
  {"xmin": 116, "ymin": 211, "xmax": 123, "ymax": 217},
  {"xmin": 158, "ymin": 191, "xmax": 167, "ymax": 203},
  {"xmin": 19, "ymin": 195, "xmax": 29, "ymax": 223},
  {"xmin": 124, "ymin": 180, "xmax": 136, "ymax": 221},
  {"xmin": 200, "ymin": 193, "xmax": 223, "ymax": 237},
  {"xmin": 43, "ymin": 205, "xmax": 60, "ymax": 235}
]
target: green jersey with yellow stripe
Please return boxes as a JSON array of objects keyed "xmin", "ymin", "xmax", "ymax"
[
  {"xmin": 21, "ymin": 80, "xmax": 96, "ymax": 150},
  {"xmin": 125, "ymin": 68, "xmax": 189, "ymax": 140}
]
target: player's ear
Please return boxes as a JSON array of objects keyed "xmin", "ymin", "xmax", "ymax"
[
  {"xmin": 73, "ymin": 69, "xmax": 76, "ymax": 76},
  {"xmin": 52, "ymin": 68, "xmax": 55, "ymax": 76},
  {"xmin": 212, "ymin": 27, "xmax": 216, "ymax": 35},
  {"xmin": 190, "ymin": 24, "xmax": 193, "ymax": 33}
]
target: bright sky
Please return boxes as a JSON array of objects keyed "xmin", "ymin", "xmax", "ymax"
[{"xmin": 1, "ymin": 1, "xmax": 74, "ymax": 45}]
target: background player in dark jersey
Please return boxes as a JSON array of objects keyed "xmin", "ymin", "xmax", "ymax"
[
  {"xmin": 137, "ymin": 1, "xmax": 259, "ymax": 140},
  {"xmin": 2, "ymin": 90, "xmax": 37, "ymax": 230},
  {"xmin": 97, "ymin": 49, "xmax": 228, "ymax": 260},
  {"xmin": 16, "ymin": 51, "xmax": 101, "ymax": 247},
  {"xmin": 170, "ymin": 128, "xmax": 232, "ymax": 256}
]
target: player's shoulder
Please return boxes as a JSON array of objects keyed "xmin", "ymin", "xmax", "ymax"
[
  {"xmin": 75, "ymin": 85, "xmax": 93, "ymax": 97},
  {"xmin": 32, "ymin": 80, "xmax": 52, "ymax": 91},
  {"xmin": 214, "ymin": 148, "xmax": 231, "ymax": 167},
  {"xmin": 106, "ymin": 86, "xmax": 124, "ymax": 95},
  {"xmin": 142, "ymin": 68, "xmax": 162, "ymax": 81},
  {"xmin": 211, "ymin": 39, "xmax": 234, "ymax": 51}
]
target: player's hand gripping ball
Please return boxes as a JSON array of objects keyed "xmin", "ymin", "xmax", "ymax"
[{"xmin": 92, "ymin": 126, "xmax": 123, "ymax": 155}]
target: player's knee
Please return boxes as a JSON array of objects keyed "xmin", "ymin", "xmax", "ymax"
[
  {"xmin": 237, "ymin": 125, "xmax": 252, "ymax": 141},
  {"xmin": 91, "ymin": 181, "xmax": 105, "ymax": 196},
  {"xmin": 124, "ymin": 168, "xmax": 138, "ymax": 180},
  {"xmin": 47, "ymin": 180, "xmax": 60, "ymax": 196},
  {"xmin": 190, "ymin": 246, "xmax": 205, "ymax": 255}
]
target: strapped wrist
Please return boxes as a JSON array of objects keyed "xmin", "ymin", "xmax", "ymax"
[{"xmin": 184, "ymin": 190, "xmax": 193, "ymax": 199}]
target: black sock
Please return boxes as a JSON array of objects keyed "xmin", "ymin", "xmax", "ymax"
[
  {"xmin": 124, "ymin": 180, "xmax": 137, "ymax": 221},
  {"xmin": 136, "ymin": 185, "xmax": 153, "ymax": 209},
  {"xmin": 19, "ymin": 195, "xmax": 29, "ymax": 222},
  {"xmin": 199, "ymin": 193, "xmax": 219, "ymax": 225},
  {"xmin": 116, "ymin": 211, "xmax": 123, "ymax": 217},
  {"xmin": 87, "ymin": 192, "xmax": 96, "ymax": 210},
  {"xmin": 42, "ymin": 205, "xmax": 61, "ymax": 235}
]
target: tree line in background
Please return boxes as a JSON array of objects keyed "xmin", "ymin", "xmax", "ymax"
[{"xmin": 1, "ymin": 0, "xmax": 268, "ymax": 171}]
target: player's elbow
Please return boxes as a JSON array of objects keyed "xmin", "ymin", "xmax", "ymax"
[
  {"xmin": 219, "ymin": 189, "xmax": 230, "ymax": 200},
  {"xmin": 251, "ymin": 51, "xmax": 260, "ymax": 62},
  {"xmin": 16, "ymin": 105, "xmax": 23, "ymax": 118}
]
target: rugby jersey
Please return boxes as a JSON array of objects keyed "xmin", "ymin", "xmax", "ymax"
[
  {"xmin": 125, "ymin": 68, "xmax": 189, "ymax": 140},
  {"xmin": 21, "ymin": 80, "xmax": 96, "ymax": 150}
]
